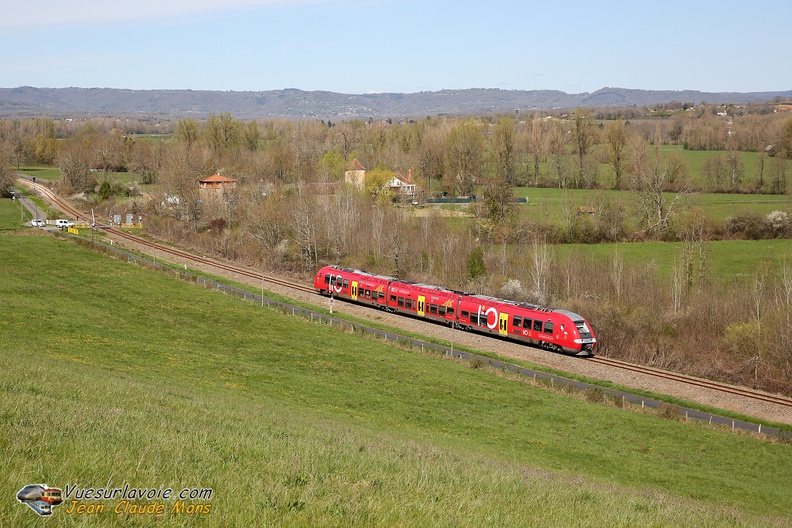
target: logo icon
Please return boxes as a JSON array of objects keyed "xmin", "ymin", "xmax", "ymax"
[{"xmin": 17, "ymin": 484, "xmax": 63, "ymax": 516}]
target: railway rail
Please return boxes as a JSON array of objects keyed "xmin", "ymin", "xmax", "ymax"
[
  {"xmin": 588, "ymin": 356, "xmax": 792, "ymax": 410},
  {"xmin": 104, "ymin": 227, "xmax": 316, "ymax": 296},
  {"xmin": 18, "ymin": 174, "xmax": 792, "ymax": 421}
]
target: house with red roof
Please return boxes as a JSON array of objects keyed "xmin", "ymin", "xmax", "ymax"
[
  {"xmin": 199, "ymin": 173, "xmax": 237, "ymax": 191},
  {"xmin": 344, "ymin": 158, "xmax": 366, "ymax": 189},
  {"xmin": 386, "ymin": 169, "xmax": 416, "ymax": 196}
]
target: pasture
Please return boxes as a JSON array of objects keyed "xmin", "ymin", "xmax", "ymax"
[{"xmin": 0, "ymin": 229, "xmax": 790, "ymax": 526}]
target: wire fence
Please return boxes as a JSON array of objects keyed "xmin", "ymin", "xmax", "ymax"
[{"xmin": 83, "ymin": 236, "xmax": 784, "ymax": 439}]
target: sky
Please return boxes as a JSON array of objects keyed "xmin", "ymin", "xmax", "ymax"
[{"xmin": 2, "ymin": 0, "xmax": 791, "ymax": 95}]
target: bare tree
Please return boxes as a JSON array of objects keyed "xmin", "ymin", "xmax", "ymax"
[
  {"xmin": 59, "ymin": 138, "xmax": 95, "ymax": 193},
  {"xmin": 529, "ymin": 237, "xmax": 551, "ymax": 303},
  {"xmin": 547, "ymin": 119, "xmax": 569, "ymax": 188},
  {"xmin": 572, "ymin": 108, "xmax": 596, "ymax": 188},
  {"xmin": 630, "ymin": 129, "xmax": 688, "ymax": 238},
  {"xmin": 444, "ymin": 121, "xmax": 484, "ymax": 197},
  {"xmin": 604, "ymin": 118, "xmax": 628, "ymax": 189},
  {"xmin": 491, "ymin": 116, "xmax": 515, "ymax": 184},
  {"xmin": 527, "ymin": 112, "xmax": 545, "ymax": 187},
  {"xmin": 159, "ymin": 142, "xmax": 210, "ymax": 230}
]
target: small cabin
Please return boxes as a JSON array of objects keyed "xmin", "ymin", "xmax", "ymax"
[{"xmin": 199, "ymin": 174, "xmax": 237, "ymax": 191}]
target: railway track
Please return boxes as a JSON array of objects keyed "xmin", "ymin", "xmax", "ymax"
[
  {"xmin": 18, "ymin": 176, "xmax": 315, "ymax": 295},
  {"xmin": 104, "ymin": 227, "xmax": 316, "ymax": 295},
  {"xmin": 20, "ymin": 175, "xmax": 792, "ymax": 417},
  {"xmin": 588, "ymin": 356, "xmax": 792, "ymax": 410}
]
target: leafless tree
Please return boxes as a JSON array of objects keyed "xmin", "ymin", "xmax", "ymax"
[
  {"xmin": 572, "ymin": 108, "xmax": 597, "ymax": 188},
  {"xmin": 527, "ymin": 112, "xmax": 545, "ymax": 186},
  {"xmin": 630, "ymin": 129, "xmax": 688, "ymax": 238},
  {"xmin": 444, "ymin": 121, "xmax": 484, "ymax": 196},
  {"xmin": 491, "ymin": 116, "xmax": 515, "ymax": 184},
  {"xmin": 604, "ymin": 118, "xmax": 628, "ymax": 189},
  {"xmin": 547, "ymin": 119, "xmax": 569, "ymax": 188}
]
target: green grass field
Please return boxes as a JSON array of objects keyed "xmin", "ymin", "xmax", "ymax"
[
  {"xmin": 17, "ymin": 165, "xmax": 141, "ymax": 185},
  {"xmin": 1, "ymin": 222, "xmax": 791, "ymax": 525},
  {"xmin": 514, "ymin": 186, "xmax": 790, "ymax": 225},
  {"xmin": 552, "ymin": 239, "xmax": 792, "ymax": 282}
]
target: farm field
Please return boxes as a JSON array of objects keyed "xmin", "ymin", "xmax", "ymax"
[
  {"xmin": 17, "ymin": 164, "xmax": 138, "ymax": 185},
  {"xmin": 513, "ymin": 186, "xmax": 790, "ymax": 225},
  {"xmin": 0, "ymin": 226, "xmax": 791, "ymax": 525},
  {"xmin": 551, "ymin": 239, "xmax": 792, "ymax": 282}
]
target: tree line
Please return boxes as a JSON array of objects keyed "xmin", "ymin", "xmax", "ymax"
[{"xmin": 1, "ymin": 106, "xmax": 792, "ymax": 393}]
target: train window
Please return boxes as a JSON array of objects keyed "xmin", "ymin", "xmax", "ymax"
[
  {"xmin": 398, "ymin": 297, "xmax": 405, "ymax": 307},
  {"xmin": 343, "ymin": 279, "xmax": 349, "ymax": 288},
  {"xmin": 544, "ymin": 322, "xmax": 554, "ymax": 333},
  {"xmin": 324, "ymin": 275, "xmax": 330, "ymax": 285},
  {"xmin": 461, "ymin": 310, "xmax": 469, "ymax": 319},
  {"xmin": 524, "ymin": 318, "xmax": 532, "ymax": 330},
  {"xmin": 336, "ymin": 277, "xmax": 343, "ymax": 287},
  {"xmin": 439, "ymin": 306, "xmax": 447, "ymax": 316},
  {"xmin": 429, "ymin": 305, "xmax": 438, "ymax": 315},
  {"xmin": 405, "ymin": 298, "xmax": 413, "ymax": 309},
  {"xmin": 390, "ymin": 295, "xmax": 397, "ymax": 302},
  {"xmin": 378, "ymin": 291, "xmax": 385, "ymax": 300},
  {"xmin": 533, "ymin": 320, "xmax": 543, "ymax": 332},
  {"xmin": 447, "ymin": 306, "xmax": 454, "ymax": 315},
  {"xmin": 575, "ymin": 321, "xmax": 591, "ymax": 337},
  {"xmin": 365, "ymin": 289, "xmax": 371, "ymax": 298},
  {"xmin": 513, "ymin": 315, "xmax": 522, "ymax": 328}
]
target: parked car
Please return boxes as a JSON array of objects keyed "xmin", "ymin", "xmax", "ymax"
[
  {"xmin": 31, "ymin": 219, "xmax": 46, "ymax": 227},
  {"xmin": 55, "ymin": 219, "xmax": 74, "ymax": 228}
]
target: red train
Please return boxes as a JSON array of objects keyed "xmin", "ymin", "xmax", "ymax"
[{"xmin": 313, "ymin": 265, "xmax": 597, "ymax": 356}]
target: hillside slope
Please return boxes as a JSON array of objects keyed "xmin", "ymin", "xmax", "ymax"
[
  {"xmin": 0, "ymin": 230, "xmax": 790, "ymax": 525},
  {"xmin": 1, "ymin": 85, "xmax": 790, "ymax": 119}
]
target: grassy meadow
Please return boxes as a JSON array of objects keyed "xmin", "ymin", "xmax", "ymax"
[{"xmin": 1, "ymin": 212, "xmax": 791, "ymax": 525}]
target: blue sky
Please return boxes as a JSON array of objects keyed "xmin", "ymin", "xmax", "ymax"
[{"xmin": 2, "ymin": 0, "xmax": 790, "ymax": 95}]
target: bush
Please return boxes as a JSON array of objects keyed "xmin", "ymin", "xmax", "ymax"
[
  {"xmin": 723, "ymin": 213, "xmax": 770, "ymax": 239},
  {"xmin": 657, "ymin": 403, "xmax": 681, "ymax": 421}
]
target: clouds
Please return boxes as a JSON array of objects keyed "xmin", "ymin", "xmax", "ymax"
[
  {"xmin": 1, "ymin": 1, "xmax": 790, "ymax": 94},
  {"xmin": 1, "ymin": 0, "xmax": 324, "ymax": 29}
]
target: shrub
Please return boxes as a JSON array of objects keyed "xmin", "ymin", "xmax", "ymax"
[
  {"xmin": 469, "ymin": 357, "xmax": 484, "ymax": 369},
  {"xmin": 657, "ymin": 403, "xmax": 681, "ymax": 421},
  {"xmin": 723, "ymin": 213, "xmax": 770, "ymax": 239}
]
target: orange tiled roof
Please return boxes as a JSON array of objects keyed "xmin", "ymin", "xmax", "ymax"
[
  {"xmin": 199, "ymin": 174, "xmax": 237, "ymax": 183},
  {"xmin": 346, "ymin": 158, "xmax": 365, "ymax": 171}
]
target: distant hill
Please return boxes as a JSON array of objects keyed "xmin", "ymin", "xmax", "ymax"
[{"xmin": 0, "ymin": 86, "xmax": 790, "ymax": 120}]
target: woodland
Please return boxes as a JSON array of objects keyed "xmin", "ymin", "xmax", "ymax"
[{"xmin": 2, "ymin": 100, "xmax": 792, "ymax": 394}]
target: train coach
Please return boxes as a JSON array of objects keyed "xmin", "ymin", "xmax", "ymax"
[
  {"xmin": 313, "ymin": 265, "xmax": 596, "ymax": 357},
  {"xmin": 457, "ymin": 295, "xmax": 596, "ymax": 356}
]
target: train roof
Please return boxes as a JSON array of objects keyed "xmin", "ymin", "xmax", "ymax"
[
  {"xmin": 466, "ymin": 294, "xmax": 555, "ymax": 313},
  {"xmin": 391, "ymin": 279, "xmax": 465, "ymax": 295},
  {"xmin": 323, "ymin": 265, "xmax": 393, "ymax": 282},
  {"xmin": 554, "ymin": 309, "xmax": 587, "ymax": 322}
]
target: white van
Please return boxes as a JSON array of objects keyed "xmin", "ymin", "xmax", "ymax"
[{"xmin": 55, "ymin": 219, "xmax": 75, "ymax": 228}]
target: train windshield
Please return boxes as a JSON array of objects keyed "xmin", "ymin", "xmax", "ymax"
[{"xmin": 574, "ymin": 321, "xmax": 592, "ymax": 338}]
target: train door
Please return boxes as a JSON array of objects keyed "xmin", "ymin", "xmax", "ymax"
[
  {"xmin": 351, "ymin": 281, "xmax": 358, "ymax": 301},
  {"xmin": 417, "ymin": 296, "xmax": 425, "ymax": 317},
  {"xmin": 499, "ymin": 312, "xmax": 509, "ymax": 336}
]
